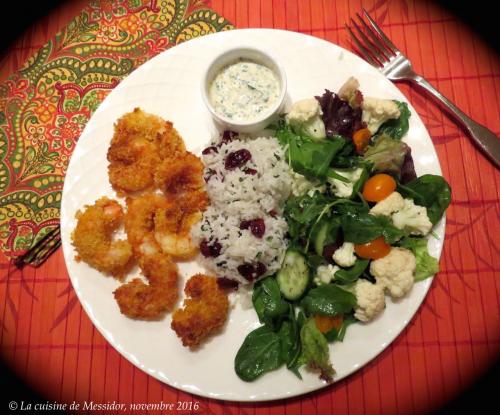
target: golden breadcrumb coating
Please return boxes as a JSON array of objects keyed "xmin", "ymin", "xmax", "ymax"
[
  {"xmin": 114, "ymin": 253, "xmax": 179, "ymax": 319},
  {"xmin": 154, "ymin": 152, "xmax": 205, "ymax": 200},
  {"xmin": 107, "ymin": 108, "xmax": 186, "ymax": 195},
  {"xmin": 171, "ymin": 274, "xmax": 229, "ymax": 348},
  {"xmin": 124, "ymin": 192, "xmax": 168, "ymax": 257},
  {"xmin": 71, "ymin": 197, "xmax": 133, "ymax": 279}
]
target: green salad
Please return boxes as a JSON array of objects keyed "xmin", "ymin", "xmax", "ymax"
[{"xmin": 234, "ymin": 77, "xmax": 451, "ymax": 383}]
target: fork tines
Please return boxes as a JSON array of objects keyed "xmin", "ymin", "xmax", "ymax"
[
  {"xmin": 345, "ymin": 8, "xmax": 400, "ymax": 67},
  {"xmin": 14, "ymin": 226, "xmax": 61, "ymax": 269}
]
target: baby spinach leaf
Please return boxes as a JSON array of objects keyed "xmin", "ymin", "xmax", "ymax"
[
  {"xmin": 330, "ymin": 138, "xmax": 361, "ymax": 168},
  {"xmin": 377, "ymin": 101, "xmax": 411, "ymax": 139},
  {"xmin": 279, "ymin": 308, "xmax": 302, "ymax": 378},
  {"xmin": 306, "ymin": 254, "xmax": 327, "ymax": 269},
  {"xmin": 285, "ymin": 193, "xmax": 336, "ymax": 225},
  {"xmin": 252, "ymin": 277, "xmax": 289, "ymax": 328},
  {"xmin": 334, "ymin": 259, "xmax": 370, "ymax": 284},
  {"xmin": 279, "ymin": 321, "xmax": 297, "ymax": 364},
  {"xmin": 398, "ymin": 174, "xmax": 451, "ymax": 225},
  {"xmin": 296, "ymin": 310, "xmax": 307, "ymax": 328},
  {"xmin": 275, "ymin": 118, "xmax": 346, "ymax": 180},
  {"xmin": 300, "ymin": 318, "xmax": 335, "ymax": 382},
  {"xmin": 289, "ymin": 136, "xmax": 345, "ymax": 180},
  {"xmin": 333, "ymin": 199, "xmax": 369, "ymax": 216},
  {"xmin": 341, "ymin": 211, "xmax": 404, "ymax": 244},
  {"xmin": 301, "ymin": 284, "xmax": 357, "ymax": 317},
  {"xmin": 399, "ymin": 236, "xmax": 439, "ymax": 281},
  {"xmin": 234, "ymin": 325, "xmax": 283, "ymax": 382}
]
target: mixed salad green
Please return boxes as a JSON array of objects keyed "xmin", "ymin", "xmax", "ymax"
[{"xmin": 234, "ymin": 79, "xmax": 451, "ymax": 383}]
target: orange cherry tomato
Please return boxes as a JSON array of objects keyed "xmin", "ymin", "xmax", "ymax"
[
  {"xmin": 362, "ymin": 173, "xmax": 397, "ymax": 202},
  {"xmin": 314, "ymin": 314, "xmax": 343, "ymax": 334},
  {"xmin": 352, "ymin": 128, "xmax": 372, "ymax": 154},
  {"xmin": 354, "ymin": 237, "xmax": 391, "ymax": 260}
]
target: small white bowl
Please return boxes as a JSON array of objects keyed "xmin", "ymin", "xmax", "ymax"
[{"xmin": 201, "ymin": 47, "xmax": 287, "ymax": 133}]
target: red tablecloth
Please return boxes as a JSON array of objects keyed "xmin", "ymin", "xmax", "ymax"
[{"xmin": 1, "ymin": 1, "xmax": 499, "ymax": 414}]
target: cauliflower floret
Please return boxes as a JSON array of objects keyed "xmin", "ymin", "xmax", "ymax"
[
  {"xmin": 291, "ymin": 171, "xmax": 326, "ymax": 197},
  {"xmin": 314, "ymin": 264, "xmax": 340, "ymax": 286},
  {"xmin": 332, "ymin": 242, "xmax": 356, "ymax": 267},
  {"xmin": 370, "ymin": 247, "xmax": 416, "ymax": 298},
  {"xmin": 353, "ymin": 279, "xmax": 386, "ymax": 322},
  {"xmin": 362, "ymin": 97, "xmax": 400, "ymax": 135},
  {"xmin": 286, "ymin": 98, "xmax": 326, "ymax": 140},
  {"xmin": 328, "ymin": 167, "xmax": 363, "ymax": 198},
  {"xmin": 392, "ymin": 198, "xmax": 433, "ymax": 236},
  {"xmin": 287, "ymin": 98, "xmax": 321, "ymax": 123},
  {"xmin": 369, "ymin": 191, "xmax": 405, "ymax": 217},
  {"xmin": 338, "ymin": 76, "xmax": 362, "ymax": 108}
]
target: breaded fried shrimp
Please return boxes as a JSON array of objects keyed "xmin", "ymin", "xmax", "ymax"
[
  {"xmin": 154, "ymin": 200, "xmax": 204, "ymax": 260},
  {"xmin": 71, "ymin": 197, "xmax": 133, "ymax": 278},
  {"xmin": 154, "ymin": 152, "xmax": 205, "ymax": 200},
  {"xmin": 158, "ymin": 120, "xmax": 186, "ymax": 160},
  {"xmin": 124, "ymin": 192, "xmax": 168, "ymax": 256},
  {"xmin": 119, "ymin": 192, "xmax": 185, "ymax": 319},
  {"xmin": 107, "ymin": 142, "xmax": 159, "ymax": 194},
  {"xmin": 108, "ymin": 108, "xmax": 180, "ymax": 194},
  {"xmin": 114, "ymin": 253, "xmax": 179, "ymax": 319},
  {"xmin": 152, "ymin": 152, "xmax": 207, "ymax": 259},
  {"xmin": 171, "ymin": 274, "xmax": 229, "ymax": 348},
  {"xmin": 72, "ymin": 109, "xmax": 209, "ymax": 325}
]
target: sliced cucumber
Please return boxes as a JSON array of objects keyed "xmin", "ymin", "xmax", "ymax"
[
  {"xmin": 277, "ymin": 250, "xmax": 310, "ymax": 300},
  {"xmin": 313, "ymin": 222, "xmax": 330, "ymax": 256},
  {"xmin": 312, "ymin": 220, "xmax": 338, "ymax": 256}
]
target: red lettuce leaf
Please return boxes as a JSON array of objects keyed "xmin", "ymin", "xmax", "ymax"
[
  {"xmin": 316, "ymin": 90, "xmax": 363, "ymax": 139},
  {"xmin": 400, "ymin": 148, "xmax": 417, "ymax": 184}
]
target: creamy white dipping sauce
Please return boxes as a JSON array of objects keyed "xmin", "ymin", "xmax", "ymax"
[{"xmin": 209, "ymin": 59, "xmax": 280, "ymax": 122}]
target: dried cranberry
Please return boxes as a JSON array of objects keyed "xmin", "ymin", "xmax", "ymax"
[
  {"xmin": 237, "ymin": 263, "xmax": 254, "ymax": 281},
  {"xmin": 200, "ymin": 239, "xmax": 222, "ymax": 258},
  {"xmin": 269, "ymin": 209, "xmax": 277, "ymax": 218},
  {"xmin": 244, "ymin": 168, "xmax": 258, "ymax": 175},
  {"xmin": 240, "ymin": 218, "xmax": 265, "ymax": 238},
  {"xmin": 237, "ymin": 262, "xmax": 267, "ymax": 281},
  {"xmin": 217, "ymin": 277, "xmax": 239, "ymax": 291},
  {"xmin": 255, "ymin": 262, "xmax": 267, "ymax": 276},
  {"xmin": 220, "ymin": 130, "xmax": 238, "ymax": 145},
  {"xmin": 202, "ymin": 146, "xmax": 218, "ymax": 155},
  {"xmin": 225, "ymin": 149, "xmax": 252, "ymax": 170}
]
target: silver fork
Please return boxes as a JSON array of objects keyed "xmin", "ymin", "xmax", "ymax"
[{"xmin": 346, "ymin": 9, "xmax": 500, "ymax": 169}]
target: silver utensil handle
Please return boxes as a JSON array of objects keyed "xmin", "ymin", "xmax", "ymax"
[{"xmin": 410, "ymin": 75, "xmax": 500, "ymax": 168}]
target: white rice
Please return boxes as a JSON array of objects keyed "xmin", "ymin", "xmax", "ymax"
[{"xmin": 193, "ymin": 136, "xmax": 292, "ymax": 284}]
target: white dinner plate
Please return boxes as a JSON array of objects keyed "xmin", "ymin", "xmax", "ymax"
[{"xmin": 60, "ymin": 29, "xmax": 445, "ymax": 401}]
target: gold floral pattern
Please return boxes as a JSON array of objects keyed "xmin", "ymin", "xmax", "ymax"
[{"xmin": 0, "ymin": 0, "xmax": 233, "ymax": 257}]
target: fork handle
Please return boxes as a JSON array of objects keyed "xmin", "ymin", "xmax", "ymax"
[{"xmin": 410, "ymin": 75, "xmax": 500, "ymax": 169}]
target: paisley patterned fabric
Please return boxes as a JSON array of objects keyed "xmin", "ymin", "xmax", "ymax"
[{"xmin": 0, "ymin": 0, "xmax": 233, "ymax": 257}]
